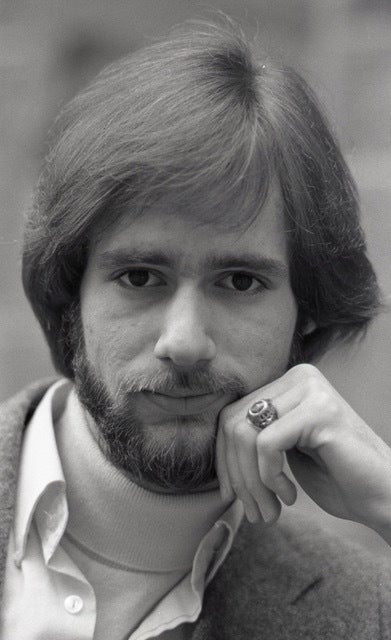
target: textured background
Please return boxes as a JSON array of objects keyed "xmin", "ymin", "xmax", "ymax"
[{"xmin": 1, "ymin": 0, "xmax": 390, "ymax": 554}]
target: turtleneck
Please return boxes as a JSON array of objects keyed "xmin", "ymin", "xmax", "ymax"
[{"xmin": 55, "ymin": 388, "xmax": 229, "ymax": 573}]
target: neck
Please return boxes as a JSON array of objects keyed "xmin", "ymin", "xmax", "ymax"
[{"xmin": 55, "ymin": 387, "xmax": 231, "ymax": 571}]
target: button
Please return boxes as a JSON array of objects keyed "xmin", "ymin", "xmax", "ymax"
[{"xmin": 64, "ymin": 595, "xmax": 84, "ymax": 614}]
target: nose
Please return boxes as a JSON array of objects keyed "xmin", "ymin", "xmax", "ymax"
[{"xmin": 153, "ymin": 285, "xmax": 217, "ymax": 367}]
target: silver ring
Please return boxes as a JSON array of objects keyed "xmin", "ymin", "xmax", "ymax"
[{"xmin": 246, "ymin": 399, "xmax": 278, "ymax": 430}]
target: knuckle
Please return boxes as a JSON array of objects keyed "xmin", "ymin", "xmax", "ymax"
[
  {"xmin": 222, "ymin": 418, "xmax": 236, "ymax": 438},
  {"xmin": 302, "ymin": 373, "xmax": 329, "ymax": 399},
  {"xmin": 313, "ymin": 390, "xmax": 339, "ymax": 420},
  {"xmin": 219, "ymin": 404, "xmax": 233, "ymax": 423},
  {"xmin": 299, "ymin": 363, "xmax": 320, "ymax": 377},
  {"xmin": 324, "ymin": 397, "xmax": 340, "ymax": 421},
  {"xmin": 313, "ymin": 388, "xmax": 329, "ymax": 408},
  {"xmin": 229, "ymin": 424, "xmax": 248, "ymax": 448},
  {"xmin": 304, "ymin": 376, "xmax": 320, "ymax": 395},
  {"xmin": 308, "ymin": 424, "xmax": 335, "ymax": 448},
  {"xmin": 288, "ymin": 363, "xmax": 319, "ymax": 380}
]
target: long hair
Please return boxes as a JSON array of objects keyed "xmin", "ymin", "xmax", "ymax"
[{"xmin": 22, "ymin": 19, "xmax": 381, "ymax": 378}]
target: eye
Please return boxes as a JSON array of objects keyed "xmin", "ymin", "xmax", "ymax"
[
  {"xmin": 217, "ymin": 272, "xmax": 265, "ymax": 292},
  {"xmin": 118, "ymin": 269, "xmax": 163, "ymax": 288}
]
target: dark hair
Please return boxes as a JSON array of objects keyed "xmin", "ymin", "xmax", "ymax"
[{"xmin": 22, "ymin": 19, "xmax": 381, "ymax": 378}]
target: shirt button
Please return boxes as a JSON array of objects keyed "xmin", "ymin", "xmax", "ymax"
[{"xmin": 64, "ymin": 595, "xmax": 84, "ymax": 614}]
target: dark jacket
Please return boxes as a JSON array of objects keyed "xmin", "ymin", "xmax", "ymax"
[{"xmin": 1, "ymin": 382, "xmax": 391, "ymax": 639}]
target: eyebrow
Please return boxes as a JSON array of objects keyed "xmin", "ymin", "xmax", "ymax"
[
  {"xmin": 97, "ymin": 248, "xmax": 289, "ymax": 278},
  {"xmin": 206, "ymin": 254, "xmax": 288, "ymax": 277}
]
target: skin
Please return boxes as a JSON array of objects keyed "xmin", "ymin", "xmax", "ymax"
[
  {"xmin": 217, "ymin": 364, "xmax": 391, "ymax": 541},
  {"xmin": 80, "ymin": 187, "xmax": 297, "ymax": 485},
  {"xmin": 80, "ymin": 186, "xmax": 391, "ymax": 545}
]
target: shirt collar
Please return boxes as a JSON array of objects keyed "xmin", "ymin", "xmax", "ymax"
[
  {"xmin": 13, "ymin": 379, "xmax": 70, "ymax": 567},
  {"xmin": 191, "ymin": 497, "xmax": 243, "ymax": 595}
]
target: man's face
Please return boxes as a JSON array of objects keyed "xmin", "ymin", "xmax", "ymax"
[{"xmin": 76, "ymin": 187, "xmax": 297, "ymax": 492}]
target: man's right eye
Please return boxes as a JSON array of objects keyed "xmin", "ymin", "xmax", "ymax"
[{"xmin": 118, "ymin": 269, "xmax": 163, "ymax": 288}]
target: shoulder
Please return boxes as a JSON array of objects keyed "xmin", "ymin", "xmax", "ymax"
[
  {"xmin": 199, "ymin": 510, "xmax": 391, "ymax": 639},
  {"xmin": 234, "ymin": 509, "xmax": 391, "ymax": 584},
  {"xmin": 0, "ymin": 378, "xmax": 56, "ymax": 491},
  {"xmin": 0, "ymin": 378, "xmax": 57, "ymax": 412},
  {"xmin": 0, "ymin": 379, "xmax": 57, "ymax": 429},
  {"xmin": 0, "ymin": 379, "xmax": 60, "ymax": 488},
  {"xmin": 0, "ymin": 379, "xmax": 57, "ymax": 506}
]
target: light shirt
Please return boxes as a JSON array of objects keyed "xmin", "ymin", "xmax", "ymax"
[{"xmin": 0, "ymin": 380, "xmax": 243, "ymax": 640}]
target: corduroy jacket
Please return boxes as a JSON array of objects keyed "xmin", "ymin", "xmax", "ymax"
[{"xmin": 1, "ymin": 381, "xmax": 391, "ymax": 639}]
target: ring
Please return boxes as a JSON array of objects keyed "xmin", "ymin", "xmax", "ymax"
[{"xmin": 246, "ymin": 399, "xmax": 278, "ymax": 430}]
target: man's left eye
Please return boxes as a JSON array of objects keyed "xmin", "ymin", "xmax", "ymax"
[
  {"xmin": 217, "ymin": 273, "xmax": 265, "ymax": 292},
  {"xmin": 118, "ymin": 269, "xmax": 163, "ymax": 288}
]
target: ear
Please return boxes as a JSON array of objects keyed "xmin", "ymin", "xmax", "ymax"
[{"xmin": 302, "ymin": 319, "xmax": 317, "ymax": 336}]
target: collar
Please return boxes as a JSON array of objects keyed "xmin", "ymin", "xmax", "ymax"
[{"xmin": 13, "ymin": 379, "xmax": 71, "ymax": 567}]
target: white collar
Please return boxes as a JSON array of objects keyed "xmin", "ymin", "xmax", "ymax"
[{"xmin": 13, "ymin": 379, "xmax": 70, "ymax": 566}]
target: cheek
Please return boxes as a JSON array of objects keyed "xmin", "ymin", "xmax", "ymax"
[
  {"xmin": 232, "ymin": 319, "xmax": 294, "ymax": 363},
  {"xmin": 221, "ymin": 293, "xmax": 297, "ymax": 388},
  {"xmin": 81, "ymin": 300, "xmax": 151, "ymax": 379}
]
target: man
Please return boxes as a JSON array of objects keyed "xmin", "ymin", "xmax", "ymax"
[{"xmin": 0, "ymin": 18, "xmax": 390, "ymax": 640}]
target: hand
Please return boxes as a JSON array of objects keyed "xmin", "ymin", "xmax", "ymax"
[{"xmin": 216, "ymin": 364, "xmax": 391, "ymax": 542}]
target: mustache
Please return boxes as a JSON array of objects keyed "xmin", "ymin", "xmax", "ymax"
[{"xmin": 117, "ymin": 368, "xmax": 247, "ymax": 397}]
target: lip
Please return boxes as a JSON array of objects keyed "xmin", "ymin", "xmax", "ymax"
[{"xmin": 141, "ymin": 390, "xmax": 226, "ymax": 416}]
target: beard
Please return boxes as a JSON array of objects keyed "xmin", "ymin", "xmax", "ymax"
[
  {"xmin": 68, "ymin": 307, "xmax": 247, "ymax": 492},
  {"xmin": 67, "ymin": 302, "xmax": 302, "ymax": 493}
]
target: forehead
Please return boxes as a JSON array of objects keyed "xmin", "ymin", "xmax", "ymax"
[{"xmin": 89, "ymin": 185, "xmax": 289, "ymax": 267}]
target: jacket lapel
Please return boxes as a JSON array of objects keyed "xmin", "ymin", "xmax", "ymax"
[{"xmin": 0, "ymin": 380, "xmax": 55, "ymax": 600}]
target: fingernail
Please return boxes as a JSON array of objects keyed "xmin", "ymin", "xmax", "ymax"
[{"xmin": 245, "ymin": 506, "xmax": 260, "ymax": 523}]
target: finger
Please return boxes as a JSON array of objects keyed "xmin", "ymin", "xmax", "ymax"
[
  {"xmin": 257, "ymin": 399, "xmax": 330, "ymax": 454},
  {"xmin": 215, "ymin": 423, "xmax": 235, "ymax": 502},
  {"xmin": 223, "ymin": 371, "xmax": 300, "ymax": 424},
  {"xmin": 239, "ymin": 383, "xmax": 307, "ymax": 505},
  {"xmin": 242, "ymin": 383, "xmax": 304, "ymax": 442},
  {"xmin": 246, "ymin": 385, "xmax": 308, "ymax": 505},
  {"xmin": 224, "ymin": 427, "xmax": 264, "ymax": 522},
  {"xmin": 256, "ymin": 442, "xmax": 297, "ymax": 506},
  {"xmin": 242, "ymin": 364, "xmax": 327, "ymax": 422},
  {"xmin": 240, "ymin": 387, "xmax": 299, "ymax": 507},
  {"xmin": 274, "ymin": 384, "xmax": 303, "ymax": 414},
  {"xmin": 234, "ymin": 422, "xmax": 282, "ymax": 523},
  {"xmin": 254, "ymin": 391, "xmax": 341, "ymax": 503}
]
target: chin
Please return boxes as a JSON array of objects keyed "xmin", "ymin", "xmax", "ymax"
[
  {"xmin": 128, "ymin": 416, "xmax": 217, "ymax": 491},
  {"xmin": 143, "ymin": 414, "xmax": 216, "ymax": 446}
]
